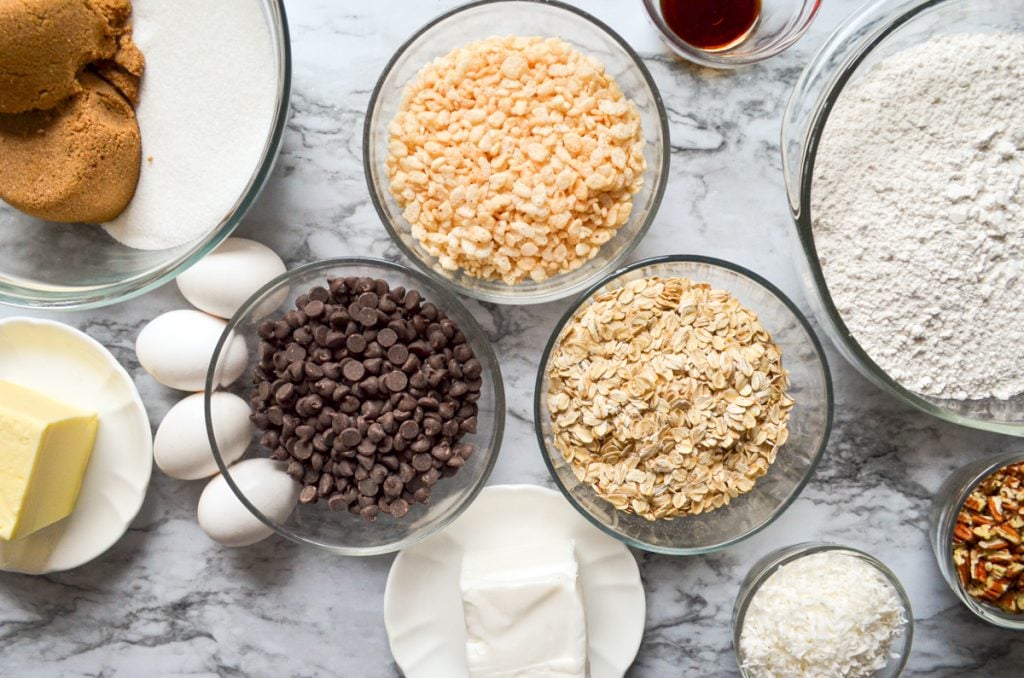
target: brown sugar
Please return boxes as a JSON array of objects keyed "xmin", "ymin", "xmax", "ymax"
[
  {"xmin": 0, "ymin": 72, "xmax": 141, "ymax": 223},
  {"xmin": 0, "ymin": 0, "xmax": 142, "ymax": 113}
]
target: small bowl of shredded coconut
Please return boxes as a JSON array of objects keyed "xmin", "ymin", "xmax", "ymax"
[{"xmin": 733, "ymin": 543, "xmax": 913, "ymax": 678}]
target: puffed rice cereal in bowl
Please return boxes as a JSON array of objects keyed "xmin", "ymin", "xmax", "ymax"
[{"xmin": 385, "ymin": 35, "xmax": 646, "ymax": 286}]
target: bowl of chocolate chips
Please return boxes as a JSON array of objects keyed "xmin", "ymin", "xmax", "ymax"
[{"xmin": 205, "ymin": 257, "xmax": 505, "ymax": 556}]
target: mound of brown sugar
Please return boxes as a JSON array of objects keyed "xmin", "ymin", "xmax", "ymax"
[
  {"xmin": 0, "ymin": 73, "xmax": 141, "ymax": 222},
  {"xmin": 0, "ymin": 0, "xmax": 141, "ymax": 113},
  {"xmin": 0, "ymin": 0, "xmax": 144, "ymax": 223}
]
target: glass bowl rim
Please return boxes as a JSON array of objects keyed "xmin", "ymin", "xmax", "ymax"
[
  {"xmin": 361, "ymin": 0, "xmax": 671, "ymax": 305},
  {"xmin": 205, "ymin": 256, "xmax": 507, "ymax": 557},
  {"xmin": 640, "ymin": 0, "xmax": 822, "ymax": 69},
  {"xmin": 532, "ymin": 254, "xmax": 834, "ymax": 555},
  {"xmin": 934, "ymin": 450, "xmax": 1024, "ymax": 629},
  {"xmin": 0, "ymin": 0, "xmax": 293, "ymax": 311},
  {"xmin": 784, "ymin": 0, "xmax": 1024, "ymax": 436},
  {"xmin": 731, "ymin": 541, "xmax": 915, "ymax": 677}
]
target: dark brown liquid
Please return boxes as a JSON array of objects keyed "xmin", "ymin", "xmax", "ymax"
[{"xmin": 660, "ymin": 0, "xmax": 761, "ymax": 51}]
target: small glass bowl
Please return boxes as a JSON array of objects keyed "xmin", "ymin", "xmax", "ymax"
[
  {"xmin": 930, "ymin": 450, "xmax": 1024, "ymax": 630},
  {"xmin": 732, "ymin": 543, "xmax": 914, "ymax": 677},
  {"xmin": 364, "ymin": 0, "xmax": 670, "ymax": 305},
  {"xmin": 783, "ymin": 0, "xmax": 1024, "ymax": 435},
  {"xmin": 205, "ymin": 257, "xmax": 505, "ymax": 557},
  {"xmin": 534, "ymin": 256, "xmax": 833, "ymax": 555},
  {"xmin": 642, "ymin": 0, "xmax": 821, "ymax": 68},
  {"xmin": 0, "ymin": 0, "xmax": 291, "ymax": 310}
]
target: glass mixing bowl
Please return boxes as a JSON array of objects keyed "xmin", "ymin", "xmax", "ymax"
[
  {"xmin": 0, "ymin": 0, "xmax": 291, "ymax": 310},
  {"xmin": 642, "ymin": 0, "xmax": 820, "ymax": 68},
  {"xmin": 206, "ymin": 258, "xmax": 505, "ymax": 556},
  {"xmin": 534, "ymin": 256, "xmax": 833, "ymax": 555},
  {"xmin": 930, "ymin": 450, "xmax": 1024, "ymax": 630},
  {"xmin": 732, "ymin": 543, "xmax": 914, "ymax": 677},
  {"xmin": 783, "ymin": 0, "xmax": 1024, "ymax": 435},
  {"xmin": 364, "ymin": 0, "xmax": 670, "ymax": 305}
]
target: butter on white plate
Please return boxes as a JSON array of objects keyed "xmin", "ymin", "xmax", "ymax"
[
  {"xmin": 460, "ymin": 540, "xmax": 589, "ymax": 678},
  {"xmin": 0, "ymin": 380, "xmax": 98, "ymax": 541}
]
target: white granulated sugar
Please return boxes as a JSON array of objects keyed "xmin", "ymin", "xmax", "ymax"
[
  {"xmin": 102, "ymin": 0, "xmax": 277, "ymax": 250},
  {"xmin": 812, "ymin": 33, "xmax": 1024, "ymax": 400},
  {"xmin": 739, "ymin": 552, "xmax": 906, "ymax": 678}
]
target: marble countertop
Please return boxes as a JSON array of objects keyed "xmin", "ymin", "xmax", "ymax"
[{"xmin": 2, "ymin": 1, "xmax": 1023, "ymax": 675}]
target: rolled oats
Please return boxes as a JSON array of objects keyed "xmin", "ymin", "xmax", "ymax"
[
  {"xmin": 546, "ymin": 276, "xmax": 795, "ymax": 520},
  {"xmin": 386, "ymin": 35, "xmax": 646, "ymax": 285}
]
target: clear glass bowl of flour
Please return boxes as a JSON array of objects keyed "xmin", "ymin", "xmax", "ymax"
[
  {"xmin": 783, "ymin": 0, "xmax": 1024, "ymax": 435},
  {"xmin": 0, "ymin": 0, "xmax": 291, "ymax": 309}
]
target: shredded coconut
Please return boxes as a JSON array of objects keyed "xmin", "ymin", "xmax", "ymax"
[
  {"xmin": 812, "ymin": 33, "xmax": 1024, "ymax": 400},
  {"xmin": 739, "ymin": 551, "xmax": 906, "ymax": 678}
]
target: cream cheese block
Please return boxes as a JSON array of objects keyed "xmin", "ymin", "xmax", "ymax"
[
  {"xmin": 0, "ymin": 380, "xmax": 98, "ymax": 541},
  {"xmin": 459, "ymin": 540, "xmax": 588, "ymax": 677}
]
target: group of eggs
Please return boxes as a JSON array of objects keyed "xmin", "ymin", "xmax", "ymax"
[{"xmin": 134, "ymin": 237, "xmax": 298, "ymax": 547}]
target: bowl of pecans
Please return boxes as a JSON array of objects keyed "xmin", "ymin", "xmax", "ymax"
[
  {"xmin": 535, "ymin": 256, "xmax": 832, "ymax": 555},
  {"xmin": 206, "ymin": 257, "xmax": 505, "ymax": 556},
  {"xmin": 931, "ymin": 451, "xmax": 1024, "ymax": 629},
  {"xmin": 364, "ymin": 0, "xmax": 669, "ymax": 305}
]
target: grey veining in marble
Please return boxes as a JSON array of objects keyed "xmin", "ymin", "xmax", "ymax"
[{"xmin": 2, "ymin": 0, "xmax": 1023, "ymax": 676}]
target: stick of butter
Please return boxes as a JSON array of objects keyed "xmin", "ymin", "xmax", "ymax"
[
  {"xmin": 459, "ymin": 540, "xmax": 589, "ymax": 677},
  {"xmin": 0, "ymin": 380, "xmax": 98, "ymax": 541}
]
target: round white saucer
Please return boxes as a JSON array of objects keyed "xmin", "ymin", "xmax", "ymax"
[
  {"xmin": 385, "ymin": 484, "xmax": 646, "ymax": 678},
  {"xmin": 0, "ymin": 318, "xmax": 152, "ymax": 574}
]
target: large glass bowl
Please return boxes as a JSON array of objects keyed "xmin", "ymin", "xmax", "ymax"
[
  {"xmin": 0, "ymin": 0, "xmax": 291, "ymax": 310},
  {"xmin": 206, "ymin": 258, "xmax": 505, "ymax": 556},
  {"xmin": 732, "ymin": 543, "xmax": 914, "ymax": 677},
  {"xmin": 364, "ymin": 0, "xmax": 670, "ymax": 305},
  {"xmin": 534, "ymin": 256, "xmax": 833, "ymax": 555},
  {"xmin": 783, "ymin": 0, "xmax": 1024, "ymax": 435}
]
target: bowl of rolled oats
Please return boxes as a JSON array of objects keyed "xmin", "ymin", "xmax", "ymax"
[
  {"xmin": 535, "ymin": 256, "xmax": 832, "ymax": 554},
  {"xmin": 364, "ymin": 0, "xmax": 669, "ymax": 304}
]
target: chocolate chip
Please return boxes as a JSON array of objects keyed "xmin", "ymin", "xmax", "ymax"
[
  {"xmin": 346, "ymin": 334, "xmax": 367, "ymax": 354},
  {"xmin": 249, "ymin": 277, "xmax": 484, "ymax": 524},
  {"xmin": 339, "ymin": 427, "xmax": 361, "ymax": 448},
  {"xmin": 384, "ymin": 370, "xmax": 408, "ymax": 392},
  {"xmin": 389, "ymin": 498, "xmax": 409, "ymax": 518},
  {"xmin": 342, "ymin": 361, "xmax": 365, "ymax": 381}
]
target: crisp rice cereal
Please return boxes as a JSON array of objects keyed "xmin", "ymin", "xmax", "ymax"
[
  {"xmin": 386, "ymin": 35, "xmax": 646, "ymax": 285},
  {"xmin": 546, "ymin": 277, "xmax": 794, "ymax": 520}
]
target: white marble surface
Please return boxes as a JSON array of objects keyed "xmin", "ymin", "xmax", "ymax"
[{"xmin": 1, "ymin": 0, "xmax": 1023, "ymax": 675}]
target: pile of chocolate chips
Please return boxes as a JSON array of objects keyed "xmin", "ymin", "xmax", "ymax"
[{"xmin": 249, "ymin": 276, "xmax": 482, "ymax": 521}]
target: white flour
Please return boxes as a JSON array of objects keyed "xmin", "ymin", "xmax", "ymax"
[
  {"xmin": 812, "ymin": 33, "xmax": 1024, "ymax": 401},
  {"xmin": 102, "ymin": 0, "xmax": 278, "ymax": 250}
]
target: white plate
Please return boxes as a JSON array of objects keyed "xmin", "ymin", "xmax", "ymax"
[
  {"xmin": 0, "ymin": 318, "xmax": 152, "ymax": 574},
  {"xmin": 385, "ymin": 484, "xmax": 646, "ymax": 678}
]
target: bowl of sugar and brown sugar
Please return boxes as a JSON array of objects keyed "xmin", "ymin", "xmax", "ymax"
[
  {"xmin": 0, "ymin": 0, "xmax": 290, "ymax": 308},
  {"xmin": 364, "ymin": 0, "xmax": 670, "ymax": 305}
]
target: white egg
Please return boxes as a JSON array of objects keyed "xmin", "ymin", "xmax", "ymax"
[
  {"xmin": 197, "ymin": 458, "xmax": 300, "ymax": 547},
  {"xmin": 154, "ymin": 392, "xmax": 252, "ymax": 480},
  {"xmin": 136, "ymin": 310, "xmax": 247, "ymax": 391},
  {"xmin": 176, "ymin": 237, "xmax": 287, "ymax": 319}
]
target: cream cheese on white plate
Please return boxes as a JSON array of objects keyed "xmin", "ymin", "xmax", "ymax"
[{"xmin": 460, "ymin": 540, "xmax": 588, "ymax": 677}]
